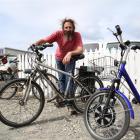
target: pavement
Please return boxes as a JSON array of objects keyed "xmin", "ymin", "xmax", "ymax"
[
  {"xmin": 122, "ymin": 104, "xmax": 140, "ymax": 140},
  {"xmin": 0, "ymin": 101, "xmax": 140, "ymax": 140},
  {"xmin": 0, "ymin": 80, "xmax": 140, "ymax": 140}
]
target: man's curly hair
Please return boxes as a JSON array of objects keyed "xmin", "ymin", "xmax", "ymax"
[{"xmin": 61, "ymin": 18, "xmax": 76, "ymax": 31}]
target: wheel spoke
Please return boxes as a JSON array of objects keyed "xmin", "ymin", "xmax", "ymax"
[
  {"xmin": 84, "ymin": 91, "xmax": 130, "ymax": 140},
  {"xmin": 0, "ymin": 79, "xmax": 45, "ymax": 127}
]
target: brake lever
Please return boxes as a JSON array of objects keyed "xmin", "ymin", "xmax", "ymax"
[
  {"xmin": 107, "ymin": 28, "xmax": 116, "ymax": 35},
  {"xmin": 107, "ymin": 27, "xmax": 113, "ymax": 32},
  {"xmin": 28, "ymin": 44, "xmax": 36, "ymax": 52}
]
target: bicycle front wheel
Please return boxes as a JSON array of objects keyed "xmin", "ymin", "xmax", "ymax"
[
  {"xmin": 0, "ymin": 78, "xmax": 45, "ymax": 127},
  {"xmin": 84, "ymin": 90, "xmax": 130, "ymax": 140},
  {"xmin": 34, "ymin": 73, "xmax": 58, "ymax": 102}
]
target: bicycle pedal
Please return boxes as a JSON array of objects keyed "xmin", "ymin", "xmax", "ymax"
[
  {"xmin": 65, "ymin": 100, "xmax": 72, "ymax": 106},
  {"xmin": 54, "ymin": 101, "xmax": 66, "ymax": 108}
]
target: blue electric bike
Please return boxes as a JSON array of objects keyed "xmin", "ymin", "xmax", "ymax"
[{"xmin": 84, "ymin": 25, "xmax": 140, "ymax": 140}]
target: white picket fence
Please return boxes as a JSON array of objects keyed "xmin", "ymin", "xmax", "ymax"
[{"xmin": 17, "ymin": 48, "xmax": 140, "ymax": 100}]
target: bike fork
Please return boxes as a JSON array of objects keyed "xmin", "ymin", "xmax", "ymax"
[
  {"xmin": 103, "ymin": 78, "xmax": 120, "ymax": 113},
  {"xmin": 21, "ymin": 78, "xmax": 32, "ymax": 104}
]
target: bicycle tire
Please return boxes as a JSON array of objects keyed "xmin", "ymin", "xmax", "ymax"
[
  {"xmin": 0, "ymin": 83, "xmax": 17, "ymax": 99},
  {"xmin": 72, "ymin": 75, "xmax": 104, "ymax": 113},
  {"xmin": 33, "ymin": 73, "xmax": 58, "ymax": 102},
  {"xmin": 0, "ymin": 78, "xmax": 45, "ymax": 128},
  {"xmin": 84, "ymin": 90, "xmax": 130, "ymax": 140}
]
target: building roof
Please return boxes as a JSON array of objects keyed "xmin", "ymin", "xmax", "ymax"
[
  {"xmin": 84, "ymin": 43, "xmax": 99, "ymax": 52},
  {"xmin": 0, "ymin": 47, "xmax": 32, "ymax": 56},
  {"xmin": 106, "ymin": 41, "xmax": 140, "ymax": 50}
]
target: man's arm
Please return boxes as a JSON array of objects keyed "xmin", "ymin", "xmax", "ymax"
[
  {"xmin": 34, "ymin": 31, "xmax": 58, "ymax": 46},
  {"xmin": 62, "ymin": 46, "xmax": 84, "ymax": 64},
  {"xmin": 34, "ymin": 39, "xmax": 48, "ymax": 46},
  {"xmin": 69, "ymin": 46, "xmax": 84, "ymax": 55}
]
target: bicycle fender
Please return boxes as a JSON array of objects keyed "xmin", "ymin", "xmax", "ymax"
[
  {"xmin": 116, "ymin": 90, "xmax": 134, "ymax": 119},
  {"xmin": 101, "ymin": 88, "xmax": 134, "ymax": 119}
]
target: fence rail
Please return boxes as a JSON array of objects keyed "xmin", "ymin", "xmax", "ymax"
[{"xmin": 16, "ymin": 48, "xmax": 140, "ymax": 100}]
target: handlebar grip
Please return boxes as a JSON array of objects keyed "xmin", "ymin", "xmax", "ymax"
[
  {"xmin": 124, "ymin": 40, "xmax": 131, "ymax": 46},
  {"xmin": 36, "ymin": 43, "xmax": 53, "ymax": 51},
  {"xmin": 9, "ymin": 60, "xmax": 19, "ymax": 63},
  {"xmin": 115, "ymin": 25, "xmax": 122, "ymax": 35},
  {"xmin": 28, "ymin": 43, "xmax": 53, "ymax": 52},
  {"xmin": 131, "ymin": 45, "xmax": 140, "ymax": 50},
  {"xmin": 42, "ymin": 43, "xmax": 53, "ymax": 48},
  {"xmin": 28, "ymin": 44, "xmax": 35, "ymax": 51}
]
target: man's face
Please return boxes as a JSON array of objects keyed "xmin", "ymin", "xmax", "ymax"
[{"xmin": 63, "ymin": 22, "xmax": 74, "ymax": 37}]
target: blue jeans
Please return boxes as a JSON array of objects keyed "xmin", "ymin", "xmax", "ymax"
[{"xmin": 56, "ymin": 59, "xmax": 76, "ymax": 95}]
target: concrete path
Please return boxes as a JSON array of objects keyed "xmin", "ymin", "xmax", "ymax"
[{"xmin": 0, "ymin": 102, "xmax": 140, "ymax": 140}]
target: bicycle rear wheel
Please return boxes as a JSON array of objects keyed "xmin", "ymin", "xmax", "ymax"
[
  {"xmin": 73, "ymin": 75, "xmax": 104, "ymax": 113},
  {"xmin": 84, "ymin": 90, "xmax": 130, "ymax": 140},
  {"xmin": 0, "ymin": 78, "xmax": 45, "ymax": 127}
]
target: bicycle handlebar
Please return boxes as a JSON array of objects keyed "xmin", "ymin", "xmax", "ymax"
[
  {"xmin": 28, "ymin": 43, "xmax": 84, "ymax": 62},
  {"xmin": 28, "ymin": 43, "xmax": 53, "ymax": 61},
  {"xmin": 29, "ymin": 43, "xmax": 53, "ymax": 51},
  {"xmin": 109, "ymin": 25, "xmax": 140, "ymax": 52}
]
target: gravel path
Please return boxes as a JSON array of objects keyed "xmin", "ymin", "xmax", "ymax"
[{"xmin": 0, "ymin": 102, "xmax": 140, "ymax": 140}]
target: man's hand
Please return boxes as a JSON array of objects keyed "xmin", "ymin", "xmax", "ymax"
[{"xmin": 62, "ymin": 52, "xmax": 72, "ymax": 64}]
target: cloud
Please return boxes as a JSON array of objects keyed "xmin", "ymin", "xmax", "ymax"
[{"xmin": 0, "ymin": 0, "xmax": 140, "ymax": 49}]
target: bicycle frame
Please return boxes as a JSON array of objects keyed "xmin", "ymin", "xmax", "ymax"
[
  {"xmin": 83, "ymin": 26, "xmax": 140, "ymax": 140},
  {"xmin": 99, "ymin": 28, "xmax": 139, "ymax": 119},
  {"xmin": 32, "ymin": 61, "xmax": 92, "ymax": 99}
]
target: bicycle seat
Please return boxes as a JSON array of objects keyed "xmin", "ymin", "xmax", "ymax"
[
  {"xmin": 72, "ymin": 54, "xmax": 85, "ymax": 61},
  {"xmin": 78, "ymin": 65, "xmax": 104, "ymax": 75},
  {"xmin": 24, "ymin": 69, "xmax": 32, "ymax": 74}
]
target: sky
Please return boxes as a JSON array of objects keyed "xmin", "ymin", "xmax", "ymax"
[{"xmin": 0, "ymin": 0, "xmax": 140, "ymax": 51}]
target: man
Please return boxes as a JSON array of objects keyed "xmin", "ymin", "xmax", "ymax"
[{"xmin": 33, "ymin": 18, "xmax": 83, "ymax": 115}]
